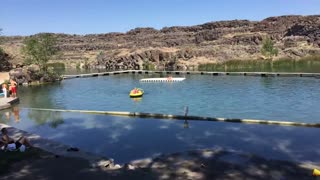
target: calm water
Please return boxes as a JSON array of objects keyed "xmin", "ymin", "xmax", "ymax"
[
  {"xmin": 17, "ymin": 74, "xmax": 320, "ymax": 122},
  {"xmin": 1, "ymin": 74, "xmax": 320, "ymax": 163},
  {"xmin": 1, "ymin": 110, "xmax": 320, "ymax": 163}
]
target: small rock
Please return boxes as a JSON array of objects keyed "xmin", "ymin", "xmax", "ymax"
[
  {"xmin": 97, "ymin": 159, "xmax": 114, "ymax": 168},
  {"xmin": 124, "ymin": 163, "xmax": 136, "ymax": 170},
  {"xmin": 201, "ymin": 163, "xmax": 206, "ymax": 168}
]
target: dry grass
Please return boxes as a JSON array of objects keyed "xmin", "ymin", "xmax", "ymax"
[{"xmin": 222, "ymin": 32, "xmax": 268, "ymax": 38}]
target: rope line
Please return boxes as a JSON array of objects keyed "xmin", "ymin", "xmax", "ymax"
[{"xmin": 22, "ymin": 108, "xmax": 320, "ymax": 128}]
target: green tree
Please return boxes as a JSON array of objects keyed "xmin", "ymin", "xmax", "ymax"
[
  {"xmin": 22, "ymin": 33, "xmax": 59, "ymax": 71},
  {"xmin": 261, "ymin": 37, "xmax": 278, "ymax": 59}
]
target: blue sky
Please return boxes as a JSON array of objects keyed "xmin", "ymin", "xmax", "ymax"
[{"xmin": 1, "ymin": 0, "xmax": 319, "ymax": 36}]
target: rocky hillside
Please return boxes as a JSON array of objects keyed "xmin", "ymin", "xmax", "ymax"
[
  {"xmin": 1, "ymin": 15, "xmax": 320, "ymax": 70},
  {"xmin": 0, "ymin": 48, "xmax": 12, "ymax": 71}
]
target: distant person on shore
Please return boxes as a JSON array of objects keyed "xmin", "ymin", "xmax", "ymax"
[
  {"xmin": 9, "ymin": 79, "xmax": 17, "ymax": 98},
  {"xmin": 1, "ymin": 128, "xmax": 32, "ymax": 151},
  {"xmin": 2, "ymin": 84, "xmax": 8, "ymax": 98}
]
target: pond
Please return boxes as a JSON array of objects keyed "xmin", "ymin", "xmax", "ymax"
[
  {"xmin": 17, "ymin": 74, "xmax": 320, "ymax": 123},
  {"xmin": 1, "ymin": 110, "xmax": 319, "ymax": 164},
  {"xmin": 1, "ymin": 74, "xmax": 320, "ymax": 163}
]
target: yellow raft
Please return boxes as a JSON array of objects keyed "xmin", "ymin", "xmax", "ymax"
[{"xmin": 129, "ymin": 88, "xmax": 144, "ymax": 98}]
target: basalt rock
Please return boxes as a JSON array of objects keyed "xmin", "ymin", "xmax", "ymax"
[
  {"xmin": 1, "ymin": 15, "xmax": 320, "ymax": 70},
  {"xmin": 0, "ymin": 49, "xmax": 12, "ymax": 71},
  {"xmin": 9, "ymin": 65, "xmax": 61, "ymax": 84}
]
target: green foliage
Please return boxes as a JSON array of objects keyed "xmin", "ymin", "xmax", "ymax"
[
  {"xmin": 28, "ymin": 67, "xmax": 62, "ymax": 82},
  {"xmin": 22, "ymin": 33, "xmax": 59, "ymax": 71},
  {"xmin": 47, "ymin": 62, "xmax": 65, "ymax": 74},
  {"xmin": 76, "ymin": 62, "xmax": 81, "ymax": 69},
  {"xmin": 0, "ymin": 47, "xmax": 4, "ymax": 54},
  {"xmin": 83, "ymin": 58, "xmax": 90, "ymax": 69},
  {"xmin": 261, "ymin": 37, "xmax": 278, "ymax": 59},
  {"xmin": 145, "ymin": 63, "xmax": 155, "ymax": 70},
  {"xmin": 96, "ymin": 51, "xmax": 105, "ymax": 62},
  {"xmin": 198, "ymin": 55, "xmax": 320, "ymax": 73},
  {"xmin": 142, "ymin": 60, "xmax": 155, "ymax": 70}
]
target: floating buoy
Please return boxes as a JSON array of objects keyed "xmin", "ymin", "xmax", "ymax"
[
  {"xmin": 313, "ymin": 169, "xmax": 320, "ymax": 176},
  {"xmin": 140, "ymin": 77, "xmax": 185, "ymax": 83}
]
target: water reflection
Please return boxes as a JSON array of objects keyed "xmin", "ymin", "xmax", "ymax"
[
  {"xmin": 260, "ymin": 77, "xmax": 274, "ymax": 88},
  {"xmin": 0, "ymin": 106, "xmax": 20, "ymax": 124},
  {"xmin": 183, "ymin": 119, "xmax": 189, "ymax": 129},
  {"xmin": 27, "ymin": 110, "xmax": 64, "ymax": 128},
  {"xmin": 13, "ymin": 106, "xmax": 20, "ymax": 123},
  {"xmin": 131, "ymin": 97, "xmax": 142, "ymax": 103},
  {"xmin": 17, "ymin": 82, "xmax": 66, "ymax": 109},
  {"xmin": 1, "ymin": 109, "xmax": 320, "ymax": 164},
  {"xmin": 0, "ymin": 107, "xmax": 64, "ymax": 128}
]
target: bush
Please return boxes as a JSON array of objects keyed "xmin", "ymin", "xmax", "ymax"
[
  {"xmin": 261, "ymin": 37, "xmax": 278, "ymax": 59},
  {"xmin": 22, "ymin": 33, "xmax": 59, "ymax": 71}
]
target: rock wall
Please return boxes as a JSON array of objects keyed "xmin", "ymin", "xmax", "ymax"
[
  {"xmin": 0, "ymin": 49, "xmax": 12, "ymax": 71},
  {"xmin": 1, "ymin": 15, "xmax": 320, "ymax": 70}
]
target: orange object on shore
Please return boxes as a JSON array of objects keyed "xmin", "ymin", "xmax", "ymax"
[{"xmin": 313, "ymin": 169, "xmax": 320, "ymax": 176}]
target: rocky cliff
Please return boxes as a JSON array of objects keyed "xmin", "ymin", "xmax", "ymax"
[
  {"xmin": 0, "ymin": 48, "xmax": 12, "ymax": 71},
  {"xmin": 1, "ymin": 15, "xmax": 320, "ymax": 70}
]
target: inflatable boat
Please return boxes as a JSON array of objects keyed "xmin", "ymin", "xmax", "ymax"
[{"xmin": 130, "ymin": 88, "xmax": 144, "ymax": 98}]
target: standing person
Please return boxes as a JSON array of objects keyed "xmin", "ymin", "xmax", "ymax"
[
  {"xmin": 10, "ymin": 79, "xmax": 17, "ymax": 98},
  {"xmin": 2, "ymin": 84, "xmax": 7, "ymax": 98}
]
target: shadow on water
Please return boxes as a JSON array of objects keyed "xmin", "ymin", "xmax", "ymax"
[{"xmin": 1, "ymin": 109, "xmax": 319, "ymax": 165}]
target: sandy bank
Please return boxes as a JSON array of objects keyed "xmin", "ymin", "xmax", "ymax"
[{"xmin": 0, "ymin": 72, "xmax": 10, "ymax": 84}]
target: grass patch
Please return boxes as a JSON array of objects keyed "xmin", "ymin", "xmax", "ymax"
[
  {"xmin": 0, "ymin": 148, "xmax": 43, "ymax": 175},
  {"xmin": 198, "ymin": 55, "xmax": 320, "ymax": 73},
  {"xmin": 47, "ymin": 62, "xmax": 66, "ymax": 74},
  {"xmin": 143, "ymin": 61, "xmax": 155, "ymax": 70}
]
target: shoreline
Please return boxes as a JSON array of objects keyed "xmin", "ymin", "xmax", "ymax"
[
  {"xmin": 1, "ymin": 123, "xmax": 319, "ymax": 179},
  {"xmin": 62, "ymin": 70, "xmax": 320, "ymax": 80}
]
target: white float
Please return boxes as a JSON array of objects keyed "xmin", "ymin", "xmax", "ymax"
[{"xmin": 140, "ymin": 77, "xmax": 186, "ymax": 83}]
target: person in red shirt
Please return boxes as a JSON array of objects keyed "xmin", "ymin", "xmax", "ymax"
[{"xmin": 9, "ymin": 79, "xmax": 17, "ymax": 98}]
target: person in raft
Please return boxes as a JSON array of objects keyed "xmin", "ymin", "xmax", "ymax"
[
  {"xmin": 1, "ymin": 128, "xmax": 32, "ymax": 151},
  {"xmin": 133, "ymin": 88, "xmax": 139, "ymax": 94},
  {"xmin": 9, "ymin": 79, "xmax": 17, "ymax": 98}
]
